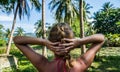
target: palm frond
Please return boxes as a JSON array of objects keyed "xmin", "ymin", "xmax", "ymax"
[{"xmin": 30, "ymin": 0, "xmax": 41, "ymax": 12}]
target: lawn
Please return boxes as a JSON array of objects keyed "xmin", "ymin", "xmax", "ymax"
[{"xmin": 0, "ymin": 46, "xmax": 120, "ymax": 72}]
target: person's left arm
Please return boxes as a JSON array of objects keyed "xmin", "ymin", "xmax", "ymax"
[{"xmin": 13, "ymin": 36, "xmax": 60, "ymax": 69}]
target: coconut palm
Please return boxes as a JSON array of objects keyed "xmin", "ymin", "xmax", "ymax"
[
  {"xmin": 101, "ymin": 2, "xmax": 113, "ymax": 12},
  {"xmin": 49, "ymin": 0, "xmax": 78, "ymax": 26},
  {"xmin": 83, "ymin": 1, "xmax": 93, "ymax": 23},
  {"xmin": 0, "ymin": 0, "xmax": 12, "ymax": 14},
  {"xmin": 4, "ymin": 28, "xmax": 11, "ymax": 45},
  {"xmin": 6, "ymin": 0, "xmax": 41, "ymax": 55},
  {"xmin": 79, "ymin": 0, "xmax": 86, "ymax": 54},
  {"xmin": 34, "ymin": 20, "xmax": 42, "ymax": 37},
  {"xmin": 15, "ymin": 27, "xmax": 25, "ymax": 36},
  {"xmin": 34, "ymin": 20, "xmax": 51, "ymax": 37},
  {"xmin": 42, "ymin": 0, "xmax": 47, "ymax": 57},
  {"xmin": 0, "ymin": 24, "xmax": 4, "ymax": 39},
  {"xmin": 4, "ymin": 28, "xmax": 11, "ymax": 38}
]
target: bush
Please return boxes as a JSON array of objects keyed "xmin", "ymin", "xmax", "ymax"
[
  {"xmin": 0, "ymin": 39, "xmax": 6, "ymax": 46},
  {"xmin": 104, "ymin": 34, "xmax": 120, "ymax": 47}
]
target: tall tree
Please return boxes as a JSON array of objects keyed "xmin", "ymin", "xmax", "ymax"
[
  {"xmin": 0, "ymin": 0, "xmax": 12, "ymax": 14},
  {"xmin": 72, "ymin": 1, "xmax": 93, "ymax": 36},
  {"xmin": 83, "ymin": 1, "xmax": 93, "ymax": 23},
  {"xmin": 4, "ymin": 28, "xmax": 11, "ymax": 38},
  {"xmin": 5, "ymin": 0, "xmax": 41, "ymax": 55},
  {"xmin": 34, "ymin": 20, "xmax": 51, "ymax": 38},
  {"xmin": 15, "ymin": 27, "xmax": 25, "ymax": 36},
  {"xmin": 71, "ymin": 1, "xmax": 92, "ymax": 37},
  {"xmin": 49, "ymin": 0, "xmax": 78, "ymax": 26},
  {"xmin": 34, "ymin": 20, "xmax": 42, "ymax": 37},
  {"xmin": 0, "ymin": 24, "xmax": 4, "ymax": 39},
  {"xmin": 79, "ymin": 0, "xmax": 86, "ymax": 54},
  {"xmin": 42, "ymin": 0, "xmax": 47, "ymax": 57},
  {"xmin": 4, "ymin": 28, "xmax": 11, "ymax": 45},
  {"xmin": 93, "ymin": 2, "xmax": 120, "ymax": 34},
  {"xmin": 101, "ymin": 2, "xmax": 113, "ymax": 12}
]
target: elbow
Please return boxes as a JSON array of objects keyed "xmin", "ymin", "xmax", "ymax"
[
  {"xmin": 94, "ymin": 34, "xmax": 105, "ymax": 43},
  {"xmin": 101, "ymin": 34, "xmax": 105, "ymax": 42},
  {"xmin": 98, "ymin": 34, "xmax": 105, "ymax": 43},
  {"xmin": 13, "ymin": 36, "xmax": 20, "ymax": 44}
]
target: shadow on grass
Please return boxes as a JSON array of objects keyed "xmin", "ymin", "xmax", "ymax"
[
  {"xmin": 6, "ymin": 47, "xmax": 120, "ymax": 72},
  {"xmin": 88, "ymin": 56, "xmax": 120, "ymax": 72}
]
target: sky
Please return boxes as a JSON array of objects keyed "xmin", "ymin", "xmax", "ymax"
[{"xmin": 0, "ymin": 0, "xmax": 120, "ymax": 33}]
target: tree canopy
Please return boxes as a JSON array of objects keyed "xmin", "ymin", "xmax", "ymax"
[{"xmin": 93, "ymin": 2, "xmax": 120, "ymax": 34}]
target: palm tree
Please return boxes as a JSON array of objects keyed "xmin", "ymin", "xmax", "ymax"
[
  {"xmin": 83, "ymin": 1, "xmax": 93, "ymax": 23},
  {"xmin": 15, "ymin": 27, "xmax": 25, "ymax": 36},
  {"xmin": 79, "ymin": 0, "xmax": 86, "ymax": 54},
  {"xmin": 49, "ymin": 0, "xmax": 78, "ymax": 26},
  {"xmin": 42, "ymin": 0, "xmax": 47, "ymax": 57},
  {"xmin": 4, "ymin": 28, "xmax": 11, "ymax": 39},
  {"xmin": 6, "ymin": 0, "xmax": 41, "ymax": 55},
  {"xmin": 76, "ymin": 0, "xmax": 93, "ymax": 36},
  {"xmin": 34, "ymin": 20, "xmax": 43, "ymax": 37},
  {"xmin": 0, "ymin": 0, "xmax": 12, "ymax": 14},
  {"xmin": 4, "ymin": 28, "xmax": 11, "ymax": 46},
  {"xmin": 0, "ymin": 24, "xmax": 4, "ymax": 39},
  {"xmin": 101, "ymin": 2, "xmax": 114, "ymax": 17},
  {"xmin": 82, "ymin": 1, "xmax": 93, "ymax": 36},
  {"xmin": 101, "ymin": 2, "xmax": 113, "ymax": 12},
  {"xmin": 34, "ymin": 20, "xmax": 51, "ymax": 38}
]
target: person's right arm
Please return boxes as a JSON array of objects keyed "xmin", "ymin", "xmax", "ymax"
[
  {"xmin": 77, "ymin": 34, "xmax": 104, "ymax": 68},
  {"xmin": 61, "ymin": 34, "xmax": 105, "ymax": 70}
]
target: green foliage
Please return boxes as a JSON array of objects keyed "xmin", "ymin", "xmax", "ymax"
[
  {"xmin": 0, "ymin": 0, "xmax": 13, "ymax": 14},
  {"xmin": 71, "ymin": 18, "xmax": 80, "ymax": 37},
  {"xmin": 71, "ymin": 19, "xmax": 95, "ymax": 37},
  {"xmin": 0, "ymin": 39, "xmax": 6, "ymax": 46},
  {"xmin": 15, "ymin": 27, "xmax": 25, "ymax": 36},
  {"xmin": 0, "ymin": 48, "xmax": 5, "ymax": 54},
  {"xmin": 0, "ymin": 47, "xmax": 120, "ymax": 72},
  {"xmin": 0, "ymin": 24, "xmax": 4, "ymax": 38},
  {"xmin": 4, "ymin": 28, "xmax": 11, "ymax": 38},
  {"xmin": 88, "ymin": 47, "xmax": 120, "ymax": 72},
  {"xmin": 49, "ymin": 0, "xmax": 79, "ymax": 25},
  {"xmin": 34, "ymin": 20, "xmax": 42, "ymax": 37},
  {"xmin": 88, "ymin": 56, "xmax": 120, "ymax": 72},
  {"xmin": 93, "ymin": 2, "xmax": 120, "ymax": 34},
  {"xmin": 104, "ymin": 34, "xmax": 120, "ymax": 47}
]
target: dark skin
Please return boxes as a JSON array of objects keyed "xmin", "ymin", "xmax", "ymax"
[{"xmin": 13, "ymin": 34, "xmax": 104, "ymax": 72}]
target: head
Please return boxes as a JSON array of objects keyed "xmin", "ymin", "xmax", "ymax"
[
  {"xmin": 48, "ymin": 23, "xmax": 74, "ymax": 68},
  {"xmin": 48, "ymin": 23, "xmax": 74, "ymax": 42}
]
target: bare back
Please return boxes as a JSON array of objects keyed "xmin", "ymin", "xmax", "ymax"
[{"xmin": 13, "ymin": 34, "xmax": 104, "ymax": 72}]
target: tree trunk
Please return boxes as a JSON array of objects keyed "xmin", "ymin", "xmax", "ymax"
[
  {"xmin": 6, "ymin": 4, "xmax": 19, "ymax": 55},
  {"xmin": 79, "ymin": 0, "xmax": 86, "ymax": 54},
  {"xmin": 42, "ymin": 0, "xmax": 47, "ymax": 57}
]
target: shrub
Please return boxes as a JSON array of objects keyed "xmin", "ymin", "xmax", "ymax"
[
  {"xmin": 0, "ymin": 39, "xmax": 6, "ymax": 46},
  {"xmin": 104, "ymin": 34, "xmax": 120, "ymax": 47}
]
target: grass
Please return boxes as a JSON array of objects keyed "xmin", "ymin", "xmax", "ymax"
[
  {"xmin": 88, "ymin": 47, "xmax": 120, "ymax": 72},
  {"xmin": 0, "ymin": 46, "xmax": 120, "ymax": 72}
]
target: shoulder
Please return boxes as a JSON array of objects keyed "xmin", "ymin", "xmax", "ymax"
[
  {"xmin": 71, "ymin": 58, "xmax": 88, "ymax": 71},
  {"xmin": 34, "ymin": 55, "xmax": 50, "ymax": 71}
]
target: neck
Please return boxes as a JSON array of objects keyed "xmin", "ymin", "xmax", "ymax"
[
  {"xmin": 55, "ymin": 54, "xmax": 65, "ymax": 60},
  {"xmin": 54, "ymin": 53, "xmax": 71, "ymax": 60}
]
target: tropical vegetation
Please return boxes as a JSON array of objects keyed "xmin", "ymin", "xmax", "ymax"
[{"xmin": 0, "ymin": 0, "xmax": 120, "ymax": 72}]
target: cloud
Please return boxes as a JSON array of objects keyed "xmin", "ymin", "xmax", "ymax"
[
  {"xmin": 16, "ymin": 23, "xmax": 35, "ymax": 33},
  {"xmin": 0, "ymin": 15, "xmax": 13, "ymax": 21},
  {"xmin": 87, "ymin": 18, "xmax": 94, "ymax": 22},
  {"xmin": 1, "ymin": 22, "xmax": 35, "ymax": 33}
]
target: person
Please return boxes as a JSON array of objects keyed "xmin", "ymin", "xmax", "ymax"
[{"xmin": 13, "ymin": 23, "xmax": 104, "ymax": 72}]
